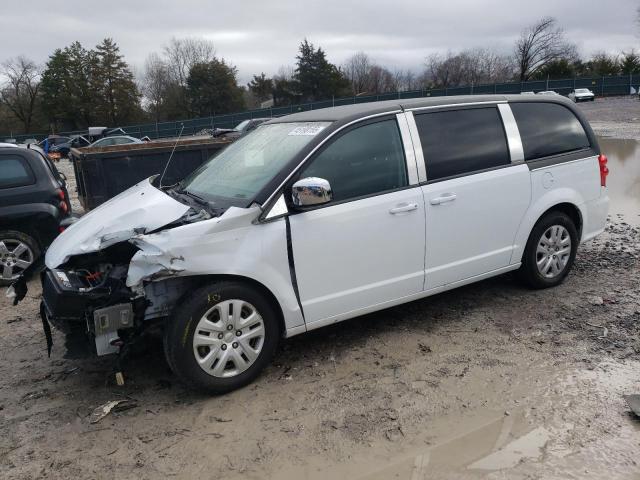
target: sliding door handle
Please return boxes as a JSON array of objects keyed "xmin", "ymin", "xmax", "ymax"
[{"xmin": 430, "ymin": 193, "xmax": 457, "ymax": 205}]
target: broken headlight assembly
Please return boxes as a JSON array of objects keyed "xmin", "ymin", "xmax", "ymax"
[{"xmin": 40, "ymin": 243, "xmax": 145, "ymax": 356}]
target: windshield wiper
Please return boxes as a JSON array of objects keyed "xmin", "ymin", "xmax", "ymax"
[{"xmin": 172, "ymin": 187, "xmax": 225, "ymax": 215}]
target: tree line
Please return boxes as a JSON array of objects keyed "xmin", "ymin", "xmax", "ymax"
[{"xmin": 1, "ymin": 16, "xmax": 639, "ymax": 135}]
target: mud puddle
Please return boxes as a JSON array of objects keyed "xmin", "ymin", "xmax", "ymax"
[
  {"xmin": 255, "ymin": 360, "xmax": 640, "ymax": 480},
  {"xmin": 599, "ymin": 137, "xmax": 640, "ymax": 225}
]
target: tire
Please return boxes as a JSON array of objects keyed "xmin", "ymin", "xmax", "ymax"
[
  {"xmin": 164, "ymin": 281, "xmax": 280, "ymax": 394},
  {"xmin": 518, "ymin": 212, "xmax": 578, "ymax": 289},
  {"xmin": 0, "ymin": 230, "xmax": 40, "ymax": 286}
]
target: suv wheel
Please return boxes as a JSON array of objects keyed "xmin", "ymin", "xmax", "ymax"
[
  {"xmin": 164, "ymin": 281, "xmax": 280, "ymax": 394},
  {"xmin": 0, "ymin": 230, "xmax": 39, "ymax": 286},
  {"xmin": 519, "ymin": 212, "xmax": 578, "ymax": 289}
]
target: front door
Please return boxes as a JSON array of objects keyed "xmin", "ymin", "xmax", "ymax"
[{"xmin": 288, "ymin": 117, "xmax": 426, "ymax": 324}]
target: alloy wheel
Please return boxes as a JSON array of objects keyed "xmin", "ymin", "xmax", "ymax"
[
  {"xmin": 192, "ymin": 299, "xmax": 265, "ymax": 378},
  {"xmin": 535, "ymin": 225, "xmax": 572, "ymax": 279},
  {"xmin": 0, "ymin": 239, "xmax": 34, "ymax": 281}
]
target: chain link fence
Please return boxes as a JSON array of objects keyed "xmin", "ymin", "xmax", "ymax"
[{"xmin": 5, "ymin": 74, "xmax": 639, "ymax": 143}]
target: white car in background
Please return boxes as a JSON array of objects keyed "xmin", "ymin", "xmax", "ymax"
[
  {"xmin": 89, "ymin": 135, "xmax": 143, "ymax": 148},
  {"xmin": 569, "ymin": 88, "xmax": 595, "ymax": 102}
]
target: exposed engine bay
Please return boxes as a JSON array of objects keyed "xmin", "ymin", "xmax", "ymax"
[
  {"xmin": 30, "ymin": 177, "xmax": 223, "ymax": 358},
  {"xmin": 41, "ymin": 243, "xmax": 143, "ymax": 356}
]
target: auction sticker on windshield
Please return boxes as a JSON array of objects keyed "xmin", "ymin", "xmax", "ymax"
[{"xmin": 288, "ymin": 125, "xmax": 326, "ymax": 136}]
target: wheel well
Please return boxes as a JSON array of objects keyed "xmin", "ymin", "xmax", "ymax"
[
  {"xmin": 0, "ymin": 222, "xmax": 41, "ymax": 249},
  {"xmin": 184, "ymin": 274, "xmax": 287, "ymax": 336},
  {"xmin": 541, "ymin": 203, "xmax": 583, "ymax": 239},
  {"xmin": 0, "ymin": 214, "xmax": 57, "ymax": 250}
]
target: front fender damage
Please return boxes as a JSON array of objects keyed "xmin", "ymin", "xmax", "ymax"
[
  {"xmin": 127, "ymin": 239, "xmax": 186, "ymax": 286},
  {"xmin": 125, "ymin": 206, "xmax": 261, "ymax": 288}
]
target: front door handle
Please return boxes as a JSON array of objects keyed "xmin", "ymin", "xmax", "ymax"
[
  {"xmin": 430, "ymin": 193, "xmax": 457, "ymax": 205},
  {"xmin": 389, "ymin": 202, "xmax": 418, "ymax": 214}
]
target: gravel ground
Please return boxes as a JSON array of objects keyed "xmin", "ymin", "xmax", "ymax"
[
  {"xmin": 1, "ymin": 97, "xmax": 639, "ymax": 480},
  {"xmin": 578, "ymin": 96, "xmax": 640, "ymax": 141}
]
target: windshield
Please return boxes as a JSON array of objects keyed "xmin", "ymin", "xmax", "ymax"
[
  {"xmin": 235, "ymin": 120, "xmax": 251, "ymax": 131},
  {"xmin": 575, "ymin": 89, "xmax": 589, "ymax": 93},
  {"xmin": 180, "ymin": 122, "xmax": 330, "ymax": 207}
]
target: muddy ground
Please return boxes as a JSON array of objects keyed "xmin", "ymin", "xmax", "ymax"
[{"xmin": 1, "ymin": 97, "xmax": 639, "ymax": 479}]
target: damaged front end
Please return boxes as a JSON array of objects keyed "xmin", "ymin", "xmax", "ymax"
[
  {"xmin": 41, "ymin": 243, "xmax": 145, "ymax": 356},
  {"xmin": 29, "ymin": 176, "xmax": 213, "ymax": 359}
]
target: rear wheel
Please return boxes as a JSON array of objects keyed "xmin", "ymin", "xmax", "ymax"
[
  {"xmin": 518, "ymin": 212, "xmax": 578, "ymax": 289},
  {"xmin": 0, "ymin": 230, "xmax": 39, "ymax": 286},
  {"xmin": 164, "ymin": 281, "xmax": 280, "ymax": 394}
]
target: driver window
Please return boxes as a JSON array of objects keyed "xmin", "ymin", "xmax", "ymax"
[{"xmin": 299, "ymin": 119, "xmax": 407, "ymax": 203}]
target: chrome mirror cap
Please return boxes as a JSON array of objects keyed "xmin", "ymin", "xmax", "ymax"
[{"xmin": 291, "ymin": 177, "xmax": 332, "ymax": 207}]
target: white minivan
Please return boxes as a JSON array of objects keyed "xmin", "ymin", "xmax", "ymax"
[{"xmin": 22, "ymin": 95, "xmax": 609, "ymax": 393}]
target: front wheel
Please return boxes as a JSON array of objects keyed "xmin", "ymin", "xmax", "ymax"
[
  {"xmin": 164, "ymin": 281, "xmax": 280, "ymax": 394},
  {"xmin": 518, "ymin": 212, "xmax": 578, "ymax": 289}
]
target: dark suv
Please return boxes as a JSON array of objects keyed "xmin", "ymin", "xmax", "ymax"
[{"xmin": 0, "ymin": 144, "xmax": 72, "ymax": 285}]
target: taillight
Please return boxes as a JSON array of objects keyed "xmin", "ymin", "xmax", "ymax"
[
  {"xmin": 598, "ymin": 154, "xmax": 609, "ymax": 187},
  {"xmin": 55, "ymin": 189, "xmax": 69, "ymax": 214}
]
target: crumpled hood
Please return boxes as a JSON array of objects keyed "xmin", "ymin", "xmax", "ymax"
[{"xmin": 45, "ymin": 177, "xmax": 190, "ymax": 268}]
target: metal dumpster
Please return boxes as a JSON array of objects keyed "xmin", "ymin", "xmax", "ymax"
[{"xmin": 69, "ymin": 137, "xmax": 233, "ymax": 211}]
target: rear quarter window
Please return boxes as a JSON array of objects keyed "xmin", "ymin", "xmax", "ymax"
[
  {"xmin": 0, "ymin": 155, "xmax": 36, "ymax": 188},
  {"xmin": 510, "ymin": 102, "xmax": 591, "ymax": 161}
]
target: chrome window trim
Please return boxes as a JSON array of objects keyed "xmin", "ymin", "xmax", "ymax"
[
  {"xmin": 259, "ymin": 110, "xmax": 402, "ymax": 222},
  {"xmin": 497, "ymin": 103, "xmax": 525, "ymax": 164},
  {"xmin": 404, "ymin": 100, "xmax": 506, "ymax": 113},
  {"xmin": 396, "ymin": 113, "xmax": 419, "ymax": 185},
  {"xmin": 527, "ymin": 151, "xmax": 597, "ymax": 171},
  {"xmin": 404, "ymin": 111, "xmax": 427, "ymax": 183}
]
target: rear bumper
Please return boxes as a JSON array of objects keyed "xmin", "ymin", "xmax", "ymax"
[{"xmin": 581, "ymin": 191, "xmax": 609, "ymax": 243}]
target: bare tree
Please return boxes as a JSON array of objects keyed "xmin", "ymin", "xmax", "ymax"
[
  {"xmin": 426, "ymin": 52, "xmax": 467, "ymax": 87},
  {"xmin": 514, "ymin": 17, "xmax": 576, "ymax": 81},
  {"xmin": 425, "ymin": 48, "xmax": 514, "ymax": 88},
  {"xmin": 142, "ymin": 53, "xmax": 170, "ymax": 122},
  {"xmin": 163, "ymin": 37, "xmax": 216, "ymax": 86},
  {"xmin": 391, "ymin": 68, "xmax": 420, "ymax": 91},
  {"xmin": 343, "ymin": 52, "xmax": 372, "ymax": 95},
  {"xmin": 367, "ymin": 65, "xmax": 396, "ymax": 93},
  {"xmin": 478, "ymin": 49, "xmax": 514, "ymax": 83},
  {"xmin": 275, "ymin": 65, "xmax": 295, "ymax": 81},
  {"xmin": 0, "ymin": 56, "xmax": 41, "ymax": 133}
]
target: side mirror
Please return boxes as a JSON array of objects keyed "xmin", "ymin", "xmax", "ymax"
[{"xmin": 291, "ymin": 177, "xmax": 332, "ymax": 208}]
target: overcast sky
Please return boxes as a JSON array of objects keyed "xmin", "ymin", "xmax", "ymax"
[{"xmin": 1, "ymin": 0, "xmax": 638, "ymax": 83}]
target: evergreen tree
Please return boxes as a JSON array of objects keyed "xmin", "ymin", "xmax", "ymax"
[
  {"xmin": 585, "ymin": 53, "xmax": 620, "ymax": 77},
  {"xmin": 247, "ymin": 73, "xmax": 273, "ymax": 103},
  {"xmin": 620, "ymin": 50, "xmax": 640, "ymax": 74},
  {"xmin": 293, "ymin": 39, "xmax": 349, "ymax": 102},
  {"xmin": 532, "ymin": 58, "xmax": 577, "ymax": 80},
  {"xmin": 93, "ymin": 38, "xmax": 142, "ymax": 124},
  {"xmin": 186, "ymin": 59, "xmax": 245, "ymax": 116},
  {"xmin": 40, "ymin": 42, "xmax": 93, "ymax": 130},
  {"xmin": 41, "ymin": 39, "xmax": 142, "ymax": 129}
]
